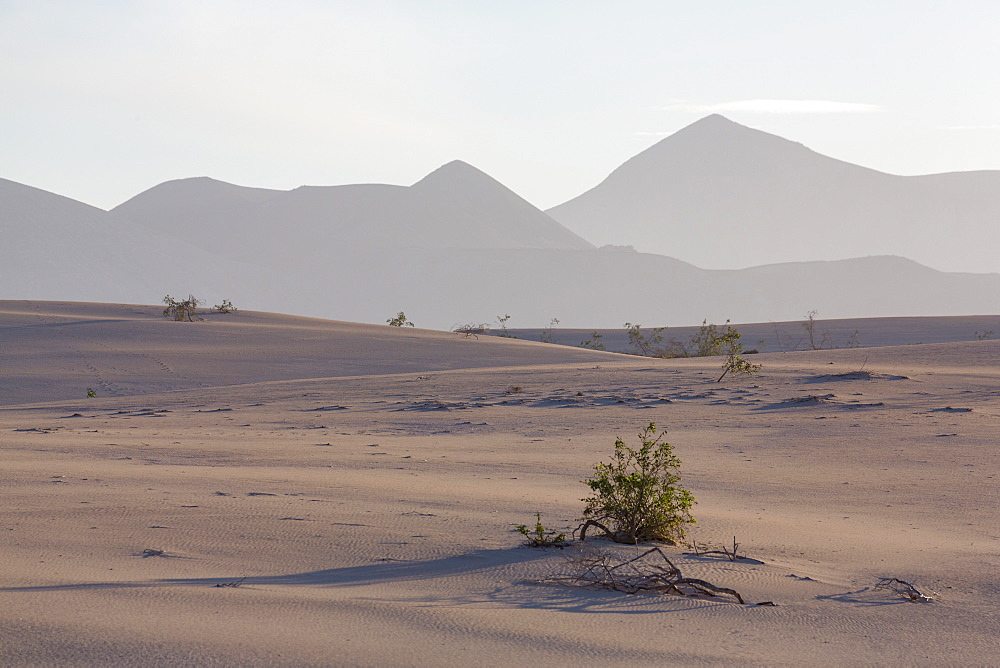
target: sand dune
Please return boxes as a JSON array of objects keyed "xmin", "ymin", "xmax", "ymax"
[{"xmin": 2, "ymin": 302, "xmax": 998, "ymax": 664}]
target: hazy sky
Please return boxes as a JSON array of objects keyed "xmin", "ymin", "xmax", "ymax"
[{"xmin": 3, "ymin": 1, "xmax": 999, "ymax": 211}]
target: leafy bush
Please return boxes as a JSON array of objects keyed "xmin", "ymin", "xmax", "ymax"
[
  {"xmin": 386, "ymin": 311, "xmax": 414, "ymax": 327},
  {"xmin": 212, "ymin": 299, "xmax": 238, "ymax": 313},
  {"xmin": 624, "ymin": 322, "xmax": 665, "ymax": 356},
  {"xmin": 162, "ymin": 294, "xmax": 203, "ymax": 321},
  {"xmin": 688, "ymin": 320, "xmax": 726, "ymax": 357},
  {"xmin": 582, "ymin": 423, "xmax": 695, "ymax": 544},
  {"xmin": 716, "ymin": 326, "xmax": 761, "ymax": 382}
]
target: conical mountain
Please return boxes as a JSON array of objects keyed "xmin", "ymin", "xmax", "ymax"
[
  {"xmin": 410, "ymin": 160, "xmax": 593, "ymax": 250},
  {"xmin": 547, "ymin": 115, "xmax": 1000, "ymax": 273}
]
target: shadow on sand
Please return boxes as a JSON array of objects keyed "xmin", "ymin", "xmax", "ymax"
[{"xmin": 0, "ymin": 546, "xmax": 736, "ymax": 613}]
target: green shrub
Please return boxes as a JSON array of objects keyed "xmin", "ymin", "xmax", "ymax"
[
  {"xmin": 582, "ymin": 423, "xmax": 695, "ymax": 544},
  {"xmin": 162, "ymin": 294, "xmax": 203, "ymax": 321},
  {"xmin": 579, "ymin": 331, "xmax": 606, "ymax": 351},
  {"xmin": 716, "ymin": 326, "xmax": 761, "ymax": 382},
  {"xmin": 624, "ymin": 322, "xmax": 665, "ymax": 356},
  {"xmin": 516, "ymin": 513, "xmax": 567, "ymax": 547},
  {"xmin": 496, "ymin": 314, "xmax": 516, "ymax": 338},
  {"xmin": 212, "ymin": 299, "xmax": 237, "ymax": 313},
  {"xmin": 386, "ymin": 311, "xmax": 414, "ymax": 327}
]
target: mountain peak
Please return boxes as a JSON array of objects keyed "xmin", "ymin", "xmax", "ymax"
[
  {"xmin": 410, "ymin": 160, "xmax": 497, "ymax": 190},
  {"xmin": 410, "ymin": 159, "xmax": 594, "ymax": 250},
  {"xmin": 657, "ymin": 113, "xmax": 799, "ymax": 150}
]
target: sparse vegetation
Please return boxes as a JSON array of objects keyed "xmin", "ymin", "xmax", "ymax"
[
  {"xmin": 716, "ymin": 325, "xmax": 762, "ymax": 382},
  {"xmin": 454, "ymin": 322, "xmax": 490, "ymax": 338},
  {"xmin": 516, "ymin": 513, "xmax": 567, "ymax": 548},
  {"xmin": 875, "ymin": 577, "xmax": 932, "ymax": 602},
  {"xmin": 162, "ymin": 294, "xmax": 203, "ymax": 322},
  {"xmin": 579, "ymin": 331, "xmax": 606, "ymax": 351},
  {"xmin": 386, "ymin": 311, "xmax": 415, "ymax": 327},
  {"xmin": 624, "ymin": 322, "xmax": 666, "ymax": 356},
  {"xmin": 212, "ymin": 299, "xmax": 238, "ymax": 313},
  {"xmin": 580, "ymin": 422, "xmax": 695, "ymax": 544},
  {"xmin": 802, "ymin": 310, "xmax": 833, "ymax": 350},
  {"xmin": 86, "ymin": 387, "xmax": 97, "ymax": 398},
  {"xmin": 686, "ymin": 320, "xmax": 723, "ymax": 356},
  {"xmin": 691, "ymin": 536, "xmax": 749, "ymax": 562},
  {"xmin": 618, "ymin": 320, "xmax": 762, "ymax": 380},
  {"xmin": 539, "ymin": 545, "xmax": 744, "ymax": 603},
  {"xmin": 539, "ymin": 317, "xmax": 560, "ymax": 343},
  {"xmin": 496, "ymin": 314, "xmax": 516, "ymax": 338}
]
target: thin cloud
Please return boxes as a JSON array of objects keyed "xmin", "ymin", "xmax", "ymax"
[
  {"xmin": 940, "ymin": 124, "xmax": 1000, "ymax": 130},
  {"xmin": 663, "ymin": 99, "xmax": 884, "ymax": 114}
]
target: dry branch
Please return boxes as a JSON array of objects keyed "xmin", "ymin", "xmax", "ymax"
[
  {"xmin": 875, "ymin": 577, "xmax": 932, "ymax": 602},
  {"xmin": 541, "ymin": 546, "xmax": 745, "ymax": 604},
  {"xmin": 691, "ymin": 536, "xmax": 749, "ymax": 561}
]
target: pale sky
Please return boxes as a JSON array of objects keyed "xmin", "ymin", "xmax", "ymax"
[{"xmin": 3, "ymin": 0, "xmax": 999, "ymax": 213}]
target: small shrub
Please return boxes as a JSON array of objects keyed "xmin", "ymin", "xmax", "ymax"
[
  {"xmin": 386, "ymin": 311, "xmax": 414, "ymax": 327},
  {"xmin": 212, "ymin": 299, "xmax": 237, "ymax": 313},
  {"xmin": 496, "ymin": 314, "xmax": 516, "ymax": 338},
  {"xmin": 539, "ymin": 317, "xmax": 560, "ymax": 344},
  {"xmin": 516, "ymin": 513, "xmax": 567, "ymax": 547},
  {"xmin": 802, "ymin": 310, "xmax": 833, "ymax": 350},
  {"xmin": 86, "ymin": 387, "xmax": 97, "ymax": 398},
  {"xmin": 162, "ymin": 294, "xmax": 203, "ymax": 321},
  {"xmin": 579, "ymin": 331, "xmax": 606, "ymax": 351},
  {"xmin": 689, "ymin": 320, "xmax": 726, "ymax": 357},
  {"xmin": 581, "ymin": 423, "xmax": 695, "ymax": 544},
  {"xmin": 717, "ymin": 326, "xmax": 761, "ymax": 382},
  {"xmin": 454, "ymin": 322, "xmax": 490, "ymax": 338},
  {"xmin": 624, "ymin": 322, "xmax": 665, "ymax": 356}
]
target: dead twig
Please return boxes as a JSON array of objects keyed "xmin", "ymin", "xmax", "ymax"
[
  {"xmin": 690, "ymin": 536, "xmax": 749, "ymax": 561},
  {"xmin": 214, "ymin": 576, "xmax": 247, "ymax": 588},
  {"xmin": 875, "ymin": 577, "xmax": 932, "ymax": 602}
]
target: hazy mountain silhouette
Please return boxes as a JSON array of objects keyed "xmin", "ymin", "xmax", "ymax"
[
  {"xmin": 547, "ymin": 114, "xmax": 1000, "ymax": 274},
  {"xmin": 0, "ymin": 177, "xmax": 248, "ymax": 304},
  {"xmin": 111, "ymin": 161, "xmax": 592, "ymax": 264},
  {"xmin": 4, "ymin": 156, "xmax": 999, "ymax": 329}
]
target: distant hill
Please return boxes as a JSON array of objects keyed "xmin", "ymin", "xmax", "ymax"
[
  {"xmin": 4, "ymin": 155, "xmax": 999, "ymax": 329},
  {"xmin": 0, "ymin": 177, "xmax": 246, "ymax": 304},
  {"xmin": 546, "ymin": 115, "xmax": 1000, "ymax": 274},
  {"xmin": 109, "ymin": 161, "xmax": 593, "ymax": 263}
]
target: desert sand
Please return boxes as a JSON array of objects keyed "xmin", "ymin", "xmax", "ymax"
[{"xmin": 2, "ymin": 301, "xmax": 998, "ymax": 665}]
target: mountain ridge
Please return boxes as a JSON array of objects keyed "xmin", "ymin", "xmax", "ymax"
[
  {"xmin": 3, "ymin": 134, "xmax": 999, "ymax": 328},
  {"xmin": 547, "ymin": 115, "xmax": 1000, "ymax": 273}
]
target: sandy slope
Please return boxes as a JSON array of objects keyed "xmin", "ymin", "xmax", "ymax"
[{"xmin": 2, "ymin": 302, "xmax": 998, "ymax": 665}]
